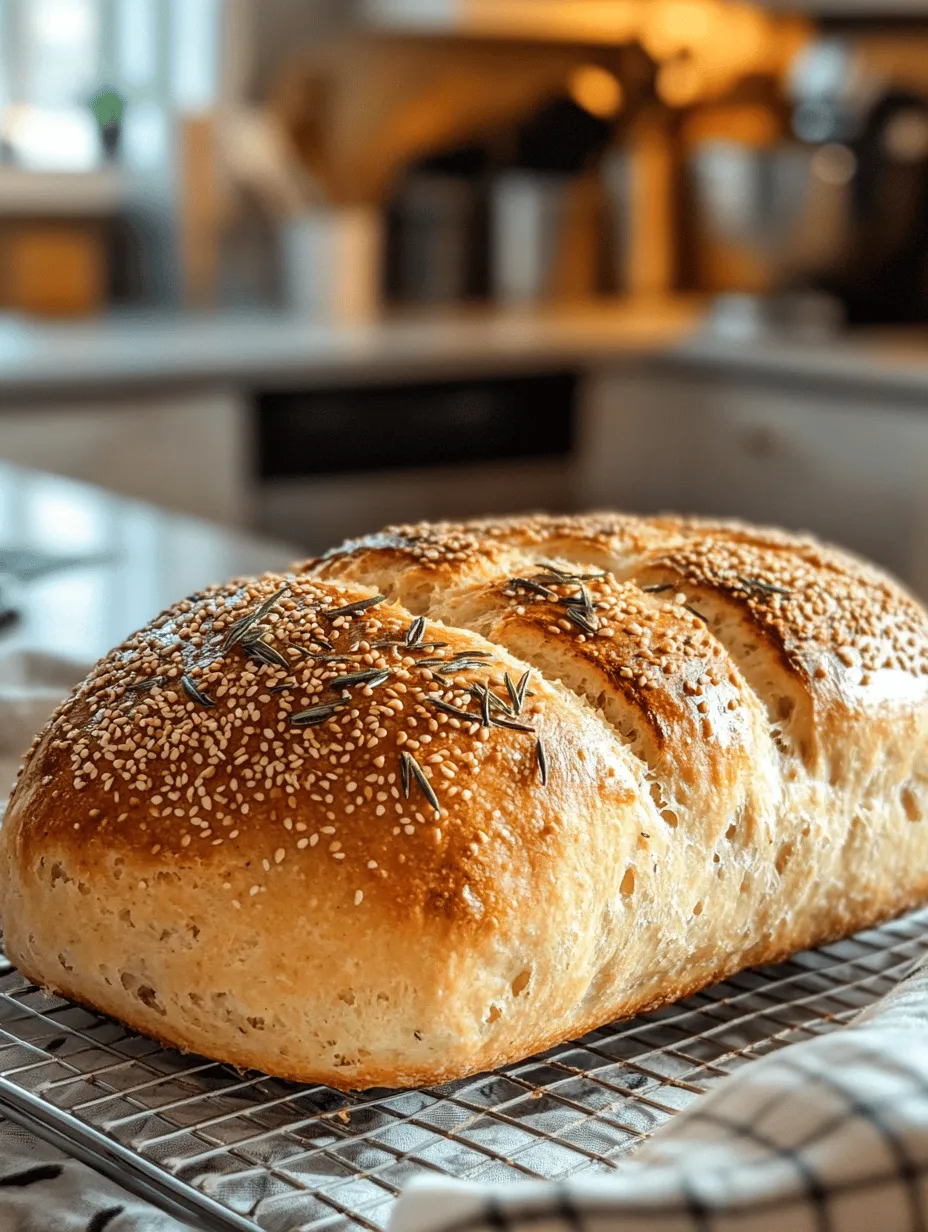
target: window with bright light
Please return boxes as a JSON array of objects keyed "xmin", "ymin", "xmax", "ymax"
[{"xmin": 0, "ymin": 0, "xmax": 222, "ymax": 172}]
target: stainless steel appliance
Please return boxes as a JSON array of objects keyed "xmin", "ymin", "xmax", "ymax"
[{"xmin": 690, "ymin": 35, "xmax": 928, "ymax": 325}]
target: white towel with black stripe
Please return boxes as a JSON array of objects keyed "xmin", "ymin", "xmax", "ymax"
[
  {"xmin": 389, "ymin": 955, "xmax": 928, "ymax": 1232},
  {"xmin": 0, "ymin": 1123, "xmax": 187, "ymax": 1232}
]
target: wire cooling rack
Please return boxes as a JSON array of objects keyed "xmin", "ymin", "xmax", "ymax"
[{"xmin": 1, "ymin": 911, "xmax": 926, "ymax": 1232}]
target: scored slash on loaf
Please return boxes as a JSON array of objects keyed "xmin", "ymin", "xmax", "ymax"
[{"xmin": 1, "ymin": 512, "xmax": 928, "ymax": 1090}]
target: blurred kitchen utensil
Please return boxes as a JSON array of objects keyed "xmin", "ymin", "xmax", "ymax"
[
  {"xmin": 272, "ymin": 35, "xmax": 588, "ymax": 206},
  {"xmin": 702, "ymin": 290, "xmax": 844, "ymax": 341},
  {"xmin": 490, "ymin": 171, "xmax": 602, "ymax": 305},
  {"xmin": 688, "ymin": 139, "xmax": 851, "ymax": 295},
  {"xmin": 390, "ymin": 171, "xmax": 483, "ymax": 304},
  {"xmin": 177, "ymin": 115, "xmax": 224, "ymax": 310},
  {"xmin": 279, "ymin": 204, "xmax": 383, "ymax": 321},
  {"xmin": 624, "ymin": 110, "xmax": 677, "ymax": 298},
  {"xmin": 601, "ymin": 148, "xmax": 630, "ymax": 295},
  {"xmin": 219, "ymin": 109, "xmax": 318, "ymax": 219}
]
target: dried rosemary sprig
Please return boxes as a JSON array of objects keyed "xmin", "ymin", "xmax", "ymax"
[
  {"xmin": 426, "ymin": 696, "xmax": 476, "ymax": 722},
  {"xmin": 533, "ymin": 562, "xmax": 607, "ymax": 582},
  {"xmin": 295, "ymin": 649, "xmax": 356, "ymax": 663},
  {"xmin": 439, "ymin": 657, "xmax": 495, "ymax": 675},
  {"xmin": 509, "ymin": 577, "xmax": 557, "ymax": 599},
  {"xmin": 406, "ymin": 616, "xmax": 426, "ymax": 648},
  {"xmin": 565, "ymin": 607, "xmax": 599, "ymax": 636},
  {"xmin": 244, "ymin": 638, "xmax": 290, "ymax": 670},
  {"xmin": 223, "ymin": 585, "xmax": 289, "ymax": 651},
  {"xmin": 290, "ymin": 702, "xmax": 346, "ymax": 728},
  {"xmin": 182, "ymin": 674, "xmax": 215, "ymax": 707},
  {"xmin": 473, "ymin": 682, "xmax": 492, "ymax": 728},
  {"xmin": 129, "ymin": 677, "xmax": 161, "ymax": 692},
  {"xmin": 737, "ymin": 575, "xmax": 791, "ymax": 598},
  {"xmin": 560, "ymin": 584, "xmax": 595, "ymax": 616},
  {"xmin": 329, "ymin": 668, "xmax": 391, "ymax": 690},
  {"xmin": 514, "ymin": 669, "xmax": 532, "ymax": 714},
  {"xmin": 468, "ymin": 683, "xmax": 511, "ymax": 716},
  {"xmin": 684, "ymin": 605, "xmax": 709, "ymax": 625},
  {"xmin": 323, "ymin": 595, "xmax": 385, "ymax": 621},
  {"xmin": 535, "ymin": 738, "xmax": 548, "ymax": 785},
  {"xmin": 491, "ymin": 714, "xmax": 536, "ymax": 734},
  {"xmin": 400, "ymin": 750, "xmax": 439, "ymax": 813},
  {"xmin": 504, "ymin": 672, "xmax": 520, "ymax": 713}
]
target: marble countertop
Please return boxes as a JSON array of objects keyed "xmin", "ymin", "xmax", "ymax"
[
  {"xmin": 0, "ymin": 463, "xmax": 295, "ymax": 665},
  {"xmin": 0, "ymin": 301, "xmax": 698, "ymax": 398},
  {"xmin": 3, "ymin": 301, "xmax": 928, "ymax": 402}
]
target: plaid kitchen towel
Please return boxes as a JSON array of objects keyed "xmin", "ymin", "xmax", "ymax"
[
  {"xmin": 389, "ymin": 954, "xmax": 928, "ymax": 1232},
  {"xmin": 6, "ymin": 954, "xmax": 928, "ymax": 1232},
  {"xmin": 0, "ymin": 1123, "xmax": 187, "ymax": 1232}
]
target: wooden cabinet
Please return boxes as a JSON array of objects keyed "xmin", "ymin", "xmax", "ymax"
[
  {"xmin": 0, "ymin": 389, "xmax": 250, "ymax": 526},
  {"xmin": 577, "ymin": 365, "xmax": 928, "ymax": 597}
]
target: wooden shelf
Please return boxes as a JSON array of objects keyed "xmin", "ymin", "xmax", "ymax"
[
  {"xmin": 361, "ymin": 0, "xmax": 928, "ymax": 36},
  {"xmin": 0, "ymin": 168, "xmax": 131, "ymax": 218},
  {"xmin": 360, "ymin": 0, "xmax": 643, "ymax": 44}
]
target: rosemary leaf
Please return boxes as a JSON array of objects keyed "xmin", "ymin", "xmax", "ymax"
[
  {"xmin": 515, "ymin": 669, "xmax": 531, "ymax": 714},
  {"xmin": 401, "ymin": 748, "xmax": 411, "ymax": 797},
  {"xmin": 738, "ymin": 575, "xmax": 791, "ymax": 598},
  {"xmin": 509, "ymin": 577, "xmax": 556, "ymax": 599},
  {"xmin": 323, "ymin": 594, "xmax": 386, "ymax": 621},
  {"xmin": 329, "ymin": 668, "xmax": 391, "ymax": 690},
  {"xmin": 129, "ymin": 677, "xmax": 161, "ymax": 692},
  {"xmin": 560, "ymin": 584, "xmax": 596, "ymax": 616},
  {"xmin": 223, "ymin": 584, "xmax": 289, "ymax": 651},
  {"xmin": 504, "ymin": 671, "xmax": 520, "ymax": 712},
  {"xmin": 182, "ymin": 674, "xmax": 215, "ymax": 707},
  {"xmin": 406, "ymin": 616, "xmax": 426, "ymax": 648},
  {"xmin": 401, "ymin": 751, "xmax": 439, "ymax": 813},
  {"xmin": 245, "ymin": 639, "xmax": 290, "ymax": 670},
  {"xmin": 468, "ymin": 684, "xmax": 512, "ymax": 716},
  {"xmin": 491, "ymin": 715, "xmax": 536, "ymax": 734},
  {"xmin": 565, "ymin": 607, "xmax": 599, "ymax": 636},
  {"xmin": 290, "ymin": 703, "xmax": 344, "ymax": 727},
  {"xmin": 253, "ymin": 584, "xmax": 290, "ymax": 624},
  {"xmin": 536, "ymin": 738, "xmax": 548, "ymax": 785},
  {"xmin": 684, "ymin": 604, "xmax": 709, "ymax": 625},
  {"xmin": 475, "ymin": 682, "xmax": 491, "ymax": 728},
  {"xmin": 425, "ymin": 696, "xmax": 475, "ymax": 722},
  {"xmin": 439, "ymin": 658, "xmax": 494, "ymax": 675}
]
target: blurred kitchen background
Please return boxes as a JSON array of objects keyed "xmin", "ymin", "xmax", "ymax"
[{"xmin": 4, "ymin": 0, "xmax": 928, "ymax": 594}]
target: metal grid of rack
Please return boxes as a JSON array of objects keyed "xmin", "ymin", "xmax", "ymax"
[{"xmin": 1, "ymin": 910, "xmax": 926, "ymax": 1232}]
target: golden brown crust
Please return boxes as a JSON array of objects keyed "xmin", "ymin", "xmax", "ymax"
[{"xmin": 3, "ymin": 511, "xmax": 928, "ymax": 1089}]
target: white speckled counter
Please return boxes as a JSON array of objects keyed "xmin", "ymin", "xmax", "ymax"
[
  {"xmin": 2, "ymin": 303, "xmax": 928, "ymax": 402},
  {"xmin": 0, "ymin": 463, "xmax": 294, "ymax": 665},
  {"xmin": 0, "ymin": 302, "xmax": 697, "ymax": 400}
]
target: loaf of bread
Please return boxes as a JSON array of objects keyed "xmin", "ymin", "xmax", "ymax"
[{"xmin": 2, "ymin": 512, "xmax": 928, "ymax": 1090}]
